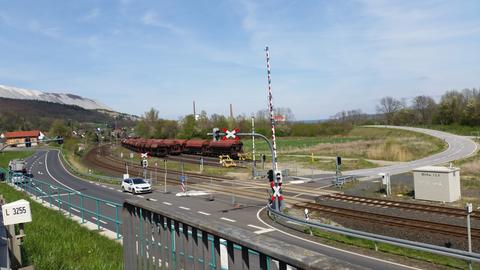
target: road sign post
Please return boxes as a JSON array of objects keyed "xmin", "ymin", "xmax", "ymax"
[
  {"xmin": 2, "ymin": 199, "xmax": 32, "ymax": 266},
  {"xmin": 467, "ymin": 203, "xmax": 473, "ymax": 270}
]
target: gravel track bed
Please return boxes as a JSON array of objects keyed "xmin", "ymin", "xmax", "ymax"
[{"xmin": 311, "ymin": 198, "xmax": 479, "ymax": 252}]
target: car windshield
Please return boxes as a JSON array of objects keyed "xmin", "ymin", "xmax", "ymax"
[{"xmin": 132, "ymin": 178, "xmax": 146, "ymax": 184}]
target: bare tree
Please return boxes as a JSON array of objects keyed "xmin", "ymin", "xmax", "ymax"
[
  {"xmin": 376, "ymin": 97, "xmax": 404, "ymax": 124},
  {"xmin": 412, "ymin": 95, "xmax": 437, "ymax": 124}
]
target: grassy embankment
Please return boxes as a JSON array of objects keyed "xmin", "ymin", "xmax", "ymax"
[
  {"xmin": 0, "ymin": 151, "xmax": 122, "ymax": 269},
  {"xmin": 0, "ymin": 151, "xmax": 34, "ymax": 167},
  {"xmin": 242, "ymin": 126, "xmax": 446, "ymax": 171}
]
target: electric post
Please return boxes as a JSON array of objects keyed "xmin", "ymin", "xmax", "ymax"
[{"xmin": 251, "ymin": 115, "xmax": 257, "ymax": 179}]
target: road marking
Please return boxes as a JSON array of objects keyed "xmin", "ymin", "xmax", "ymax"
[
  {"xmin": 220, "ymin": 217, "xmax": 236, "ymax": 223},
  {"xmin": 117, "ymin": 190, "xmax": 122, "ymax": 192},
  {"xmin": 92, "ymin": 216, "xmax": 108, "ymax": 225},
  {"xmin": 95, "ymin": 183, "xmax": 100, "ymax": 186},
  {"xmin": 179, "ymin": 206, "xmax": 190, "ymax": 211},
  {"xmin": 71, "ymin": 207, "xmax": 81, "ymax": 213},
  {"xmin": 247, "ymin": 224, "xmax": 267, "ymax": 230},
  {"xmin": 147, "ymin": 198, "xmax": 157, "ymax": 202},
  {"xmin": 89, "ymin": 181, "xmax": 94, "ymax": 184},
  {"xmin": 109, "ymin": 187, "xmax": 114, "ymax": 190},
  {"xmin": 106, "ymin": 203, "xmax": 117, "ymax": 208},
  {"xmin": 197, "ymin": 211, "xmax": 211, "ymax": 216},
  {"xmin": 255, "ymin": 207, "xmax": 423, "ymax": 270},
  {"xmin": 254, "ymin": 228, "xmax": 275, "ymax": 234},
  {"xmin": 137, "ymin": 195, "xmax": 145, "ymax": 198},
  {"xmin": 101, "ymin": 185, "xmax": 106, "ymax": 188},
  {"xmin": 163, "ymin": 202, "xmax": 172, "ymax": 206}
]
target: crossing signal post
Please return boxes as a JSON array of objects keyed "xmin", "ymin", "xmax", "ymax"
[{"xmin": 212, "ymin": 128, "xmax": 220, "ymax": 141}]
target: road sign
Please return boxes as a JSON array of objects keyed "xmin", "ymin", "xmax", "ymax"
[
  {"xmin": 120, "ymin": 152, "xmax": 124, "ymax": 158},
  {"xmin": 2, "ymin": 199, "xmax": 32, "ymax": 226},
  {"xmin": 141, "ymin": 152, "xmax": 148, "ymax": 159},
  {"xmin": 222, "ymin": 128, "xmax": 239, "ymax": 140},
  {"xmin": 130, "ymin": 152, "xmax": 134, "ymax": 159},
  {"xmin": 142, "ymin": 159, "xmax": 148, "ymax": 168},
  {"xmin": 179, "ymin": 176, "xmax": 186, "ymax": 192}
]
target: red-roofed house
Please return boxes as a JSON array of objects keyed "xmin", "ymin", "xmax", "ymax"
[{"xmin": 2, "ymin": 130, "xmax": 41, "ymax": 147}]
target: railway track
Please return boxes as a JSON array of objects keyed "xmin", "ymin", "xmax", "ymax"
[
  {"xmin": 321, "ymin": 193, "xmax": 477, "ymax": 219},
  {"xmin": 296, "ymin": 202, "xmax": 480, "ymax": 239}
]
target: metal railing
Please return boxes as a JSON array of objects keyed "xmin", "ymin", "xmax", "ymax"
[
  {"xmin": 1, "ymin": 167, "xmax": 123, "ymax": 239},
  {"xmin": 123, "ymin": 197, "xmax": 360, "ymax": 270},
  {"xmin": 268, "ymin": 206, "xmax": 480, "ymax": 263}
]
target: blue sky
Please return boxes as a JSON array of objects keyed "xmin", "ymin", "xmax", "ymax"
[{"xmin": 0, "ymin": 0, "xmax": 479, "ymax": 120}]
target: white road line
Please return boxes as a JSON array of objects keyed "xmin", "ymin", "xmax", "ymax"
[
  {"xmin": 109, "ymin": 187, "xmax": 114, "ymax": 190},
  {"xmin": 179, "ymin": 206, "xmax": 190, "ymax": 210},
  {"xmin": 247, "ymin": 224, "xmax": 267, "ymax": 230},
  {"xmin": 44, "ymin": 152, "xmax": 80, "ymax": 194},
  {"xmin": 163, "ymin": 202, "xmax": 172, "ymax": 206},
  {"xmin": 220, "ymin": 217, "xmax": 236, "ymax": 223},
  {"xmin": 106, "ymin": 203, "xmax": 117, "ymax": 208},
  {"xmin": 148, "ymin": 198, "xmax": 157, "ymax": 202},
  {"xmin": 254, "ymin": 228, "xmax": 275, "ymax": 234},
  {"xmin": 137, "ymin": 195, "xmax": 145, "ymax": 198},
  {"xmin": 95, "ymin": 183, "xmax": 100, "ymax": 186},
  {"xmin": 91, "ymin": 216, "xmax": 108, "ymax": 225},
  {"xmin": 117, "ymin": 190, "xmax": 122, "ymax": 192},
  {"xmin": 71, "ymin": 207, "xmax": 81, "ymax": 213},
  {"xmin": 197, "ymin": 211, "xmax": 211, "ymax": 216},
  {"xmin": 255, "ymin": 207, "xmax": 423, "ymax": 270}
]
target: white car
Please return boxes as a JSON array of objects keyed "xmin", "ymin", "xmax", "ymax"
[{"xmin": 121, "ymin": 178, "xmax": 152, "ymax": 194}]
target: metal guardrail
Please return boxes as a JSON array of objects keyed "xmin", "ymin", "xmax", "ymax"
[
  {"xmin": 268, "ymin": 206, "xmax": 480, "ymax": 263},
  {"xmin": 123, "ymin": 197, "xmax": 362, "ymax": 270},
  {"xmin": 0, "ymin": 167, "xmax": 123, "ymax": 239}
]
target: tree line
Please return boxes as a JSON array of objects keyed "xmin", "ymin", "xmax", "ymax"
[{"xmin": 375, "ymin": 88, "xmax": 480, "ymax": 126}]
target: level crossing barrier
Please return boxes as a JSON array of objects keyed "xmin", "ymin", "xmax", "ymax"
[
  {"xmin": 123, "ymin": 196, "xmax": 360, "ymax": 270},
  {"xmin": 0, "ymin": 167, "xmax": 123, "ymax": 239}
]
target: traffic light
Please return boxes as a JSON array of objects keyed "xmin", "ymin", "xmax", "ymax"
[
  {"xmin": 57, "ymin": 136, "xmax": 64, "ymax": 145},
  {"xmin": 25, "ymin": 138, "xmax": 31, "ymax": 148},
  {"xmin": 336, "ymin": 156, "xmax": 342, "ymax": 166},
  {"xmin": 275, "ymin": 170, "xmax": 282, "ymax": 184},
  {"xmin": 212, "ymin": 128, "xmax": 221, "ymax": 141},
  {"xmin": 267, "ymin": 169, "xmax": 274, "ymax": 182}
]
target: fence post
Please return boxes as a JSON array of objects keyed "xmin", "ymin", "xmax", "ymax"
[
  {"xmin": 80, "ymin": 194, "xmax": 85, "ymax": 223},
  {"xmin": 96, "ymin": 199, "xmax": 100, "ymax": 230}
]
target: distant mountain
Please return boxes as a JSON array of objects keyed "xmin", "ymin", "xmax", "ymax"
[
  {"xmin": 0, "ymin": 97, "xmax": 136, "ymax": 132},
  {"xmin": 0, "ymin": 84, "xmax": 112, "ymax": 111}
]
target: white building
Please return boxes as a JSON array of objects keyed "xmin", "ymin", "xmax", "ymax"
[{"xmin": 413, "ymin": 166, "xmax": 461, "ymax": 202}]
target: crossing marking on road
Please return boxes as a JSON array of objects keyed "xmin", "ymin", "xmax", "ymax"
[
  {"xmin": 163, "ymin": 202, "xmax": 172, "ymax": 206},
  {"xmin": 220, "ymin": 217, "xmax": 236, "ymax": 223},
  {"xmin": 179, "ymin": 206, "xmax": 190, "ymax": 211},
  {"xmin": 197, "ymin": 211, "xmax": 210, "ymax": 216}
]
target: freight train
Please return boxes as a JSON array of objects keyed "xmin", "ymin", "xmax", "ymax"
[{"xmin": 121, "ymin": 138, "xmax": 244, "ymax": 159}]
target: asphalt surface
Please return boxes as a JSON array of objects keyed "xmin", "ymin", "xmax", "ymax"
[
  {"xmin": 305, "ymin": 125, "xmax": 477, "ymax": 180},
  {"xmin": 17, "ymin": 149, "xmax": 434, "ymax": 269}
]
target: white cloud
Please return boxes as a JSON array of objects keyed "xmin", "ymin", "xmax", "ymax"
[{"xmin": 140, "ymin": 10, "xmax": 184, "ymax": 35}]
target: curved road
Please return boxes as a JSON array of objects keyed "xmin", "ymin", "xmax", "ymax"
[
  {"xmin": 21, "ymin": 126, "xmax": 477, "ymax": 270},
  {"xmin": 346, "ymin": 125, "xmax": 477, "ymax": 178}
]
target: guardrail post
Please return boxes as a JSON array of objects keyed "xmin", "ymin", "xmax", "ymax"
[
  {"xmin": 213, "ymin": 236, "xmax": 221, "ymax": 270},
  {"xmin": 48, "ymin": 185, "xmax": 52, "ymax": 207},
  {"xmin": 96, "ymin": 199, "xmax": 100, "ymax": 230},
  {"xmin": 57, "ymin": 187, "xmax": 61, "ymax": 209},
  {"xmin": 68, "ymin": 192, "xmax": 72, "ymax": 217},
  {"xmin": 80, "ymin": 194, "xmax": 85, "ymax": 223},
  {"xmin": 115, "ymin": 206, "xmax": 120, "ymax": 239}
]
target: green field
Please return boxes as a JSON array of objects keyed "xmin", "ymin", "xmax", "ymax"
[
  {"xmin": 0, "ymin": 150, "xmax": 34, "ymax": 167},
  {"xmin": 243, "ymin": 126, "xmax": 446, "ymax": 163}
]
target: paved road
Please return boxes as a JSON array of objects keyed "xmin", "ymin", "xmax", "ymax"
[
  {"xmin": 19, "ymin": 148, "xmax": 426, "ymax": 269},
  {"xmin": 344, "ymin": 126, "xmax": 476, "ymax": 178}
]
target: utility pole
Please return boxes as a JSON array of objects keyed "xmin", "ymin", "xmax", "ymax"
[
  {"xmin": 466, "ymin": 203, "xmax": 473, "ymax": 270},
  {"xmin": 251, "ymin": 115, "xmax": 257, "ymax": 178},
  {"xmin": 164, "ymin": 159, "xmax": 168, "ymax": 193}
]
